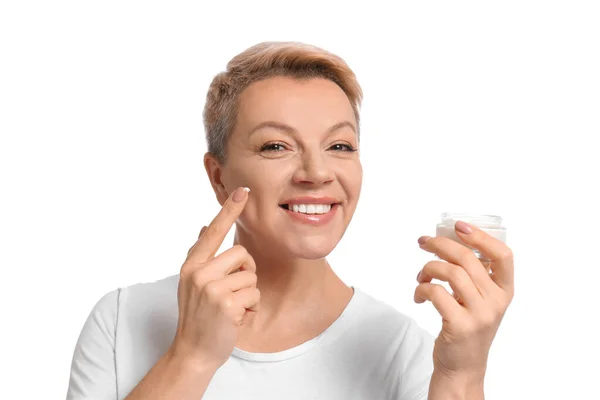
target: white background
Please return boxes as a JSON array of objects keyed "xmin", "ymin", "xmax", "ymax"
[{"xmin": 1, "ymin": 1, "xmax": 599, "ymax": 398}]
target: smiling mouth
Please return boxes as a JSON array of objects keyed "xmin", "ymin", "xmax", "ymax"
[{"xmin": 279, "ymin": 203, "xmax": 339, "ymax": 214}]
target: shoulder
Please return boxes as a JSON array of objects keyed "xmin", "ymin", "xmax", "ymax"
[
  {"xmin": 114, "ymin": 274, "xmax": 180, "ymax": 322},
  {"xmin": 86, "ymin": 274, "xmax": 180, "ymax": 332},
  {"xmin": 352, "ymin": 287, "xmax": 434, "ymax": 345},
  {"xmin": 349, "ymin": 288, "xmax": 435, "ymax": 371},
  {"xmin": 68, "ymin": 276, "xmax": 179, "ymax": 398},
  {"xmin": 92, "ymin": 274, "xmax": 179, "ymax": 311},
  {"xmin": 118, "ymin": 273, "xmax": 180, "ymax": 303},
  {"xmin": 351, "ymin": 288, "xmax": 434, "ymax": 398}
]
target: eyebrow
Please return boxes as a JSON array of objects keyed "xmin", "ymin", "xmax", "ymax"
[{"xmin": 248, "ymin": 120, "xmax": 356, "ymax": 137}]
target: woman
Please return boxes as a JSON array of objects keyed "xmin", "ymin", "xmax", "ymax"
[{"xmin": 66, "ymin": 41, "xmax": 514, "ymax": 400}]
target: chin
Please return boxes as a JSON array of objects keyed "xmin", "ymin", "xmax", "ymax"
[{"xmin": 281, "ymin": 235, "xmax": 340, "ymax": 260}]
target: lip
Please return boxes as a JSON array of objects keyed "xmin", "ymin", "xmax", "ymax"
[
  {"xmin": 280, "ymin": 203, "xmax": 339, "ymax": 226},
  {"xmin": 279, "ymin": 196, "xmax": 340, "ymax": 205}
]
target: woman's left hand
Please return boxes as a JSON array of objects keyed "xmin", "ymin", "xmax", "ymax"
[{"xmin": 415, "ymin": 220, "xmax": 514, "ymax": 382}]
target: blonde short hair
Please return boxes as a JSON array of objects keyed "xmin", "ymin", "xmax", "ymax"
[{"xmin": 203, "ymin": 41, "xmax": 363, "ymax": 164}]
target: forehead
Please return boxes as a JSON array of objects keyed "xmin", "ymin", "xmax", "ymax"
[{"xmin": 236, "ymin": 76, "xmax": 356, "ymax": 130}]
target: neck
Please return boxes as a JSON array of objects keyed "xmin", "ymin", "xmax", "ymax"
[{"xmin": 232, "ymin": 227, "xmax": 351, "ymax": 330}]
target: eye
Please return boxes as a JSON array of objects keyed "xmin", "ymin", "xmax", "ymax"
[
  {"xmin": 260, "ymin": 142, "xmax": 287, "ymax": 152},
  {"xmin": 329, "ymin": 143, "xmax": 357, "ymax": 152}
]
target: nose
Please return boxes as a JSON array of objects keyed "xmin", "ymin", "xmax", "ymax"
[{"xmin": 292, "ymin": 150, "xmax": 335, "ymax": 186}]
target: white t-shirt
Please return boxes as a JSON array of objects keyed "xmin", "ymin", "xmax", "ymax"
[{"xmin": 66, "ymin": 274, "xmax": 434, "ymax": 400}]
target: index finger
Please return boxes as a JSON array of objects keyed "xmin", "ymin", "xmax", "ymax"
[{"xmin": 192, "ymin": 186, "xmax": 250, "ymax": 262}]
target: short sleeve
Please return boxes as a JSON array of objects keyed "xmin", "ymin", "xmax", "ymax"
[
  {"xmin": 390, "ymin": 320, "xmax": 435, "ymax": 400},
  {"xmin": 66, "ymin": 289, "xmax": 120, "ymax": 400}
]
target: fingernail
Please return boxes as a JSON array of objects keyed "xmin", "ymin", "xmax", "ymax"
[
  {"xmin": 455, "ymin": 221, "xmax": 473, "ymax": 234},
  {"xmin": 232, "ymin": 187, "xmax": 250, "ymax": 203},
  {"xmin": 417, "ymin": 270, "xmax": 422, "ymax": 281},
  {"xmin": 418, "ymin": 236, "xmax": 431, "ymax": 245}
]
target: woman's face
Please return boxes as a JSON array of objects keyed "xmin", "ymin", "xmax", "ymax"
[{"xmin": 206, "ymin": 76, "xmax": 362, "ymax": 260}]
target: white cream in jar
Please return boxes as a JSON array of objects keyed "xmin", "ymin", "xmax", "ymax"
[{"xmin": 436, "ymin": 212, "xmax": 507, "ymax": 262}]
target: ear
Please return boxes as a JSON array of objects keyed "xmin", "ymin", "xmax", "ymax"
[{"xmin": 203, "ymin": 152, "xmax": 229, "ymax": 206}]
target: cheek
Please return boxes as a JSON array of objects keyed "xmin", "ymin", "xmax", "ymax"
[
  {"xmin": 340, "ymin": 162, "xmax": 363, "ymax": 198},
  {"xmin": 239, "ymin": 171, "xmax": 287, "ymax": 216},
  {"xmin": 229, "ymin": 159, "xmax": 292, "ymax": 185},
  {"xmin": 224, "ymin": 163, "xmax": 269, "ymax": 192}
]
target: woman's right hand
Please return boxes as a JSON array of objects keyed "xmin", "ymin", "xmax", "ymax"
[{"xmin": 170, "ymin": 186, "xmax": 260, "ymax": 371}]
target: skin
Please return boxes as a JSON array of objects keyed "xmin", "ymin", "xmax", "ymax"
[
  {"xmin": 204, "ymin": 76, "xmax": 361, "ymax": 350},
  {"xmin": 131, "ymin": 75, "xmax": 515, "ymax": 400}
]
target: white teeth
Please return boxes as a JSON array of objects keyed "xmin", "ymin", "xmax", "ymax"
[{"xmin": 290, "ymin": 204, "xmax": 332, "ymax": 214}]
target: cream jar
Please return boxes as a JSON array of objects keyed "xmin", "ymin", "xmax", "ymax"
[{"xmin": 435, "ymin": 212, "xmax": 507, "ymax": 263}]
